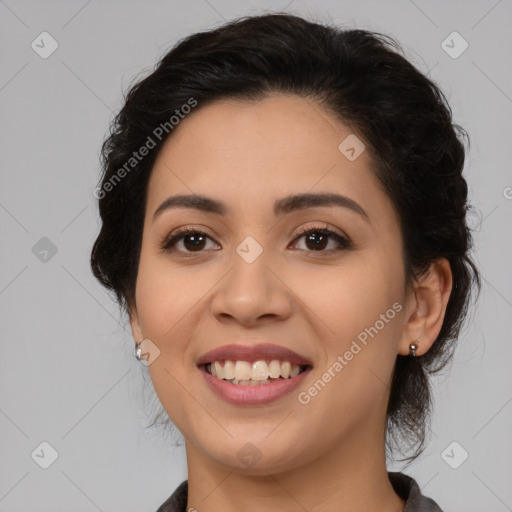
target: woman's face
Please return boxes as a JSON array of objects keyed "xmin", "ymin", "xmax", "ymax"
[{"xmin": 130, "ymin": 94, "xmax": 414, "ymax": 474}]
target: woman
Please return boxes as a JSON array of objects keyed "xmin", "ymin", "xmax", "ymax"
[{"xmin": 90, "ymin": 12, "xmax": 480, "ymax": 512}]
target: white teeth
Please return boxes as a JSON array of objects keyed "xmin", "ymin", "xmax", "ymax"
[
  {"xmin": 234, "ymin": 361, "xmax": 251, "ymax": 380},
  {"xmin": 223, "ymin": 360, "xmax": 235, "ymax": 380},
  {"xmin": 207, "ymin": 359, "xmax": 305, "ymax": 382},
  {"xmin": 213, "ymin": 361, "xmax": 223, "ymax": 378},
  {"xmin": 233, "ymin": 378, "xmax": 272, "ymax": 386},
  {"xmin": 251, "ymin": 360, "xmax": 268, "ymax": 381},
  {"xmin": 280, "ymin": 361, "xmax": 291, "ymax": 379},
  {"xmin": 268, "ymin": 360, "xmax": 281, "ymax": 378}
]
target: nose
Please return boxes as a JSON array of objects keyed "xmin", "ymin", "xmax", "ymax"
[{"xmin": 210, "ymin": 246, "xmax": 293, "ymax": 327}]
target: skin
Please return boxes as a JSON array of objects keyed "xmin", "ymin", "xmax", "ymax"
[{"xmin": 129, "ymin": 94, "xmax": 452, "ymax": 512}]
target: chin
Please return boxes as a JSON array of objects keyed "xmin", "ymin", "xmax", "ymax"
[{"xmin": 201, "ymin": 434, "xmax": 310, "ymax": 475}]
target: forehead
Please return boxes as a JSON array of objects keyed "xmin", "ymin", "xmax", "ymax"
[{"xmin": 145, "ymin": 94, "xmax": 391, "ymax": 224}]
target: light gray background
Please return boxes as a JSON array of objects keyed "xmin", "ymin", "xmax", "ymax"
[{"xmin": 1, "ymin": 0, "xmax": 511, "ymax": 510}]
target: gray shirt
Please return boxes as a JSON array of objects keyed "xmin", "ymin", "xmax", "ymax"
[{"xmin": 155, "ymin": 471, "xmax": 444, "ymax": 511}]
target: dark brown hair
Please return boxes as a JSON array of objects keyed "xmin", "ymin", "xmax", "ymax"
[{"xmin": 90, "ymin": 12, "xmax": 481, "ymax": 464}]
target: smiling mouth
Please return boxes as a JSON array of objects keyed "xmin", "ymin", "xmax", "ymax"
[{"xmin": 202, "ymin": 360, "xmax": 311, "ymax": 386}]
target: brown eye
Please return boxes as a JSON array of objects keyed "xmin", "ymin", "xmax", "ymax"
[
  {"xmin": 161, "ymin": 225, "xmax": 351, "ymax": 257},
  {"xmin": 291, "ymin": 226, "xmax": 351, "ymax": 253},
  {"xmin": 162, "ymin": 228, "xmax": 219, "ymax": 256}
]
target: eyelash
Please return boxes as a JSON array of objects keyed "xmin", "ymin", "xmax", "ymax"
[{"xmin": 161, "ymin": 225, "xmax": 351, "ymax": 257}]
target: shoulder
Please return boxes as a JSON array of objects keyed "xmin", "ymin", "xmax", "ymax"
[
  {"xmin": 155, "ymin": 473, "xmax": 445, "ymax": 512},
  {"xmin": 155, "ymin": 480, "xmax": 188, "ymax": 512},
  {"xmin": 388, "ymin": 471, "xmax": 445, "ymax": 512}
]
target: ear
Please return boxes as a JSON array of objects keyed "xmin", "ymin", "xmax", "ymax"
[
  {"xmin": 129, "ymin": 303, "xmax": 144, "ymax": 343},
  {"xmin": 398, "ymin": 258, "xmax": 453, "ymax": 356}
]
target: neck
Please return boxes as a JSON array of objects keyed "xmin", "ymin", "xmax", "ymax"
[{"xmin": 184, "ymin": 421, "xmax": 405, "ymax": 512}]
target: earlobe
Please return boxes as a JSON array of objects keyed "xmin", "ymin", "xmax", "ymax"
[{"xmin": 399, "ymin": 258, "xmax": 453, "ymax": 357}]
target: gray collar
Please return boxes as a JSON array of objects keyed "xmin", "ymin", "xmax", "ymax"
[{"xmin": 156, "ymin": 471, "xmax": 444, "ymax": 512}]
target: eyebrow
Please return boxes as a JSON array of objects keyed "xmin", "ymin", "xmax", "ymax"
[{"xmin": 152, "ymin": 192, "xmax": 370, "ymax": 223}]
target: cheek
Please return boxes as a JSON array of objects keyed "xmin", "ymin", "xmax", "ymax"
[
  {"xmin": 134, "ymin": 250, "xmax": 207, "ymax": 340},
  {"xmin": 294, "ymin": 253, "xmax": 404, "ymax": 402},
  {"xmin": 133, "ymin": 253, "xmax": 206, "ymax": 433},
  {"xmin": 294, "ymin": 253, "xmax": 402, "ymax": 343}
]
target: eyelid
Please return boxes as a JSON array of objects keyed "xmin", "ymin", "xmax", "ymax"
[
  {"xmin": 161, "ymin": 223, "xmax": 352, "ymax": 255},
  {"xmin": 292, "ymin": 222, "xmax": 351, "ymax": 243},
  {"xmin": 161, "ymin": 226, "xmax": 219, "ymax": 251}
]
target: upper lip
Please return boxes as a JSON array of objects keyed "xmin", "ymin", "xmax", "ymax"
[{"xmin": 196, "ymin": 343, "xmax": 313, "ymax": 367}]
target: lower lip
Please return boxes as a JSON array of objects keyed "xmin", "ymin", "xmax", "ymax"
[{"xmin": 199, "ymin": 365, "xmax": 312, "ymax": 405}]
